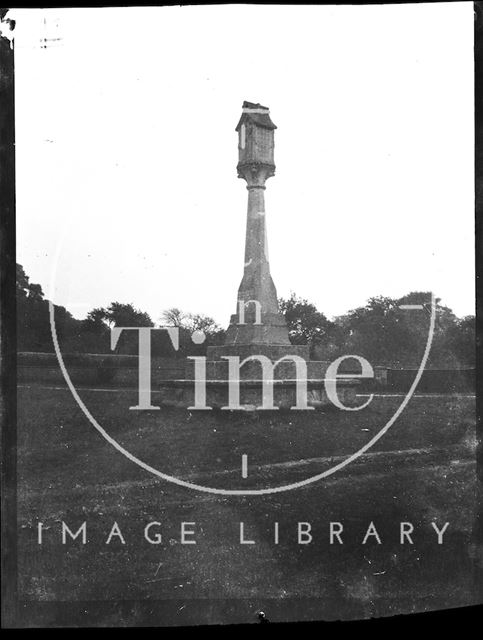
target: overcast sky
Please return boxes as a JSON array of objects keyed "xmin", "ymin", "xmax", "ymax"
[{"xmin": 13, "ymin": 4, "xmax": 474, "ymax": 326}]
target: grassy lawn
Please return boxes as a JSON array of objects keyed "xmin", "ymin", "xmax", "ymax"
[{"xmin": 16, "ymin": 384, "xmax": 479, "ymax": 623}]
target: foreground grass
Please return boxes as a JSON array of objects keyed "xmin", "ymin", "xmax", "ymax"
[{"xmin": 16, "ymin": 385, "xmax": 478, "ymax": 623}]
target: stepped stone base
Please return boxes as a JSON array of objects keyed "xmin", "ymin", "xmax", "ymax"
[
  {"xmin": 156, "ymin": 356, "xmax": 360, "ymax": 410},
  {"xmin": 223, "ymin": 312, "xmax": 294, "ymax": 346},
  {"xmin": 206, "ymin": 343, "xmax": 310, "ymax": 363},
  {"xmin": 157, "ymin": 377, "xmax": 359, "ymax": 410}
]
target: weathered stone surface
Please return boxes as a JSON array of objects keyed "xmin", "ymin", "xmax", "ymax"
[
  {"xmin": 187, "ymin": 351, "xmax": 316, "ymax": 380},
  {"xmin": 206, "ymin": 343, "xmax": 310, "ymax": 364},
  {"xmin": 159, "ymin": 378, "xmax": 360, "ymax": 411},
  {"xmin": 224, "ymin": 102, "xmax": 293, "ymax": 349}
]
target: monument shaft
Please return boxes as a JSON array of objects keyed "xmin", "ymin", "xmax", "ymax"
[
  {"xmin": 238, "ymin": 184, "xmax": 278, "ymax": 315},
  {"xmin": 222, "ymin": 102, "xmax": 292, "ymax": 347}
]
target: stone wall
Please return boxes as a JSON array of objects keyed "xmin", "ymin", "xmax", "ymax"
[
  {"xmin": 17, "ymin": 353, "xmax": 475, "ymax": 394},
  {"xmin": 17, "ymin": 352, "xmax": 185, "ymax": 387},
  {"xmin": 387, "ymin": 368, "xmax": 475, "ymax": 393}
]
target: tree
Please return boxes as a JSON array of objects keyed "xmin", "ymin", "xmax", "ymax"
[
  {"xmin": 16, "ymin": 264, "xmax": 45, "ymax": 301},
  {"xmin": 160, "ymin": 307, "xmax": 221, "ymax": 335},
  {"xmin": 16, "ymin": 263, "xmax": 82, "ymax": 352},
  {"xmin": 28, "ymin": 283, "xmax": 44, "ymax": 302},
  {"xmin": 84, "ymin": 307, "xmax": 109, "ymax": 331},
  {"xmin": 279, "ymin": 293, "xmax": 332, "ymax": 357},
  {"xmin": 102, "ymin": 302, "xmax": 154, "ymax": 328},
  {"xmin": 445, "ymin": 315, "xmax": 476, "ymax": 368},
  {"xmin": 16, "ymin": 264, "xmax": 30, "ymax": 298},
  {"xmin": 183, "ymin": 313, "xmax": 225, "ymax": 350},
  {"xmin": 160, "ymin": 307, "xmax": 185, "ymax": 328},
  {"xmin": 159, "ymin": 307, "xmax": 225, "ymax": 355},
  {"xmin": 78, "ymin": 307, "xmax": 111, "ymax": 353},
  {"xmin": 333, "ymin": 295, "xmax": 411, "ymax": 366},
  {"xmin": 332, "ymin": 292, "xmax": 475, "ymax": 368},
  {"xmin": 278, "ymin": 290, "xmax": 475, "ymax": 368},
  {"xmin": 16, "ymin": 263, "xmax": 474, "ymax": 368},
  {"xmin": 184, "ymin": 313, "xmax": 222, "ymax": 335},
  {"xmin": 82, "ymin": 302, "xmax": 154, "ymax": 355}
]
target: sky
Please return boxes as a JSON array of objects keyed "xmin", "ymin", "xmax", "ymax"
[{"xmin": 12, "ymin": 4, "xmax": 475, "ymax": 326}]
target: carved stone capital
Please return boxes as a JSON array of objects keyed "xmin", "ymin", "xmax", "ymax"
[{"xmin": 237, "ymin": 161, "xmax": 276, "ymax": 186}]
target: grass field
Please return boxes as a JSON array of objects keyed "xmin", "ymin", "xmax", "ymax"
[{"xmin": 16, "ymin": 383, "xmax": 479, "ymax": 625}]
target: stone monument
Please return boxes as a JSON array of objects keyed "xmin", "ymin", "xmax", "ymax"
[
  {"xmin": 206, "ymin": 101, "xmax": 309, "ymax": 362},
  {"xmin": 161, "ymin": 101, "xmax": 359, "ymax": 410}
]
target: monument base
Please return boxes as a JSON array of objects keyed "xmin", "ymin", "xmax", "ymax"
[
  {"xmin": 206, "ymin": 343, "xmax": 310, "ymax": 362},
  {"xmin": 156, "ymin": 356, "xmax": 360, "ymax": 410},
  {"xmin": 157, "ymin": 378, "xmax": 359, "ymax": 410}
]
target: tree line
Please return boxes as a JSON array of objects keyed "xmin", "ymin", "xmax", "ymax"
[{"xmin": 17, "ymin": 264, "xmax": 475, "ymax": 368}]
